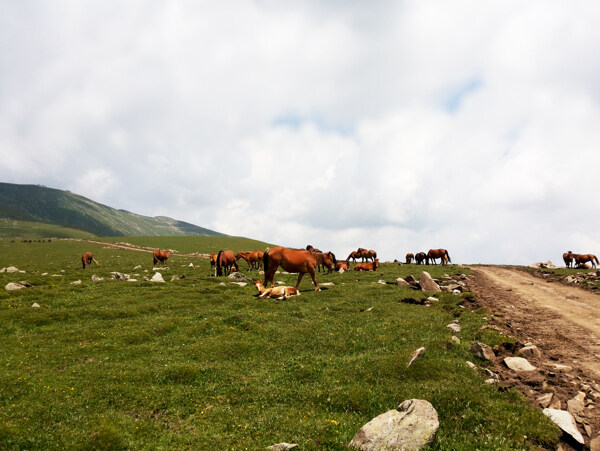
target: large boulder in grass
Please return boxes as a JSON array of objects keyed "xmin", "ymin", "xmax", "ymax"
[
  {"xmin": 349, "ymin": 399, "xmax": 439, "ymax": 450},
  {"xmin": 419, "ymin": 272, "xmax": 441, "ymax": 292}
]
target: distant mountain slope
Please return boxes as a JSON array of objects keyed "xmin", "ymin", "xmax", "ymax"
[{"xmin": 0, "ymin": 182, "xmax": 225, "ymax": 237}]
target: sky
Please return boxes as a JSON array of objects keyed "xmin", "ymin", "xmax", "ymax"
[{"xmin": 2, "ymin": 1, "xmax": 600, "ymax": 265}]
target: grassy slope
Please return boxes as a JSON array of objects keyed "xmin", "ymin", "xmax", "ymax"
[
  {"xmin": 0, "ymin": 220, "xmax": 96, "ymax": 241},
  {"xmin": 0, "ymin": 239, "xmax": 559, "ymax": 450}
]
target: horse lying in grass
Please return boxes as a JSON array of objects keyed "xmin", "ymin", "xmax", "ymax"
[
  {"xmin": 81, "ymin": 252, "xmax": 99, "ymax": 269},
  {"xmin": 335, "ymin": 261, "xmax": 350, "ymax": 271},
  {"xmin": 153, "ymin": 249, "xmax": 170, "ymax": 265},
  {"xmin": 354, "ymin": 259, "xmax": 379, "ymax": 271},
  {"xmin": 253, "ymin": 280, "xmax": 300, "ymax": 300},
  {"xmin": 263, "ymin": 246, "xmax": 320, "ymax": 291}
]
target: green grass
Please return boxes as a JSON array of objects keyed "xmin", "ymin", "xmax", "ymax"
[
  {"xmin": 0, "ymin": 239, "xmax": 559, "ymax": 450},
  {"xmin": 0, "ymin": 219, "xmax": 96, "ymax": 241}
]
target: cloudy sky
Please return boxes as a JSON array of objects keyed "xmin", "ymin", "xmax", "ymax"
[{"xmin": 2, "ymin": 1, "xmax": 600, "ymax": 264}]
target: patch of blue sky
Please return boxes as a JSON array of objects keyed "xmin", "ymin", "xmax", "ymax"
[
  {"xmin": 271, "ymin": 112, "xmax": 355, "ymax": 136},
  {"xmin": 444, "ymin": 79, "xmax": 481, "ymax": 113}
]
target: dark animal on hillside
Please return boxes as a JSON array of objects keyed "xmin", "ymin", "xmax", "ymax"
[
  {"xmin": 153, "ymin": 249, "xmax": 170, "ymax": 265},
  {"xmin": 405, "ymin": 253, "xmax": 414, "ymax": 264},
  {"xmin": 571, "ymin": 253, "xmax": 599, "ymax": 269},
  {"xmin": 415, "ymin": 252, "xmax": 427, "ymax": 265},
  {"xmin": 81, "ymin": 252, "xmax": 99, "ymax": 269},
  {"xmin": 563, "ymin": 251, "xmax": 573, "ymax": 268},
  {"xmin": 216, "ymin": 250, "xmax": 239, "ymax": 276},
  {"xmin": 427, "ymin": 249, "xmax": 451, "ymax": 265},
  {"xmin": 357, "ymin": 248, "xmax": 377, "ymax": 262},
  {"xmin": 263, "ymin": 246, "xmax": 320, "ymax": 291},
  {"xmin": 354, "ymin": 259, "xmax": 379, "ymax": 271}
]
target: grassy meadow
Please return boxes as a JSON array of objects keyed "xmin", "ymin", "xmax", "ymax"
[{"xmin": 0, "ymin": 237, "xmax": 559, "ymax": 450}]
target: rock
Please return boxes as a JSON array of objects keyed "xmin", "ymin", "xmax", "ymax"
[
  {"xmin": 133, "ymin": 265, "xmax": 142, "ymax": 270},
  {"xmin": 470, "ymin": 342, "xmax": 495, "ymax": 361},
  {"xmin": 320, "ymin": 282, "xmax": 335, "ymax": 286},
  {"xmin": 549, "ymin": 363, "xmax": 573, "ymax": 372},
  {"xmin": 466, "ymin": 361, "xmax": 476, "ymax": 369},
  {"xmin": 5, "ymin": 282, "xmax": 29, "ymax": 290},
  {"xmin": 397, "ymin": 278, "xmax": 410, "ymax": 287},
  {"xmin": 150, "ymin": 273, "xmax": 165, "ymax": 283},
  {"xmin": 504, "ymin": 357, "xmax": 536, "ymax": 372},
  {"xmin": 71, "ymin": 280, "xmax": 82, "ymax": 285},
  {"xmin": 349, "ymin": 399, "xmax": 439, "ymax": 450},
  {"xmin": 590, "ymin": 436, "xmax": 600, "ymax": 451},
  {"xmin": 567, "ymin": 392, "xmax": 586, "ymax": 416},
  {"xmin": 446, "ymin": 323, "xmax": 461, "ymax": 332},
  {"xmin": 543, "ymin": 408, "xmax": 584, "ymax": 446},
  {"xmin": 377, "ymin": 280, "xmax": 387, "ymax": 285},
  {"xmin": 405, "ymin": 275, "xmax": 416, "ymax": 284},
  {"xmin": 529, "ymin": 261, "xmax": 556, "ymax": 269},
  {"xmin": 228, "ymin": 272, "xmax": 252, "ymax": 282},
  {"xmin": 31, "ymin": 303, "xmax": 40, "ymax": 308},
  {"xmin": 537, "ymin": 393, "xmax": 554, "ymax": 408},
  {"xmin": 426, "ymin": 296, "xmax": 439, "ymax": 302},
  {"xmin": 519, "ymin": 345, "xmax": 541, "ymax": 359},
  {"xmin": 91, "ymin": 275, "xmax": 103, "ymax": 282},
  {"xmin": 419, "ymin": 272, "xmax": 441, "ymax": 292},
  {"xmin": 407, "ymin": 347, "xmax": 425, "ymax": 367},
  {"xmin": 451, "ymin": 336, "xmax": 460, "ymax": 344},
  {"xmin": 267, "ymin": 444, "xmax": 299, "ymax": 450},
  {"xmin": 230, "ymin": 282, "xmax": 247, "ymax": 287},
  {"xmin": 339, "ymin": 268, "xmax": 345, "ymax": 273},
  {"xmin": 171, "ymin": 275, "xmax": 180, "ymax": 281},
  {"xmin": 1, "ymin": 266, "xmax": 23, "ymax": 273}
]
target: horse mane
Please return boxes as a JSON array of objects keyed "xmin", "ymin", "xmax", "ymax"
[{"xmin": 216, "ymin": 250, "xmax": 224, "ymax": 276}]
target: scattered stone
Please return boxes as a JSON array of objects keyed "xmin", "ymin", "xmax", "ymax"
[
  {"xmin": 141, "ymin": 276, "xmax": 149, "ymax": 281},
  {"xmin": 150, "ymin": 273, "xmax": 165, "ymax": 283},
  {"xmin": 504, "ymin": 357, "xmax": 536, "ymax": 372},
  {"xmin": 1, "ymin": 266, "xmax": 24, "ymax": 273},
  {"xmin": 5, "ymin": 282, "xmax": 29, "ymax": 290},
  {"xmin": 218, "ymin": 282, "xmax": 226, "ymax": 286},
  {"xmin": 230, "ymin": 282, "xmax": 247, "ymax": 287},
  {"xmin": 426, "ymin": 296, "xmax": 439, "ymax": 302},
  {"xmin": 133, "ymin": 265, "xmax": 142, "ymax": 270},
  {"xmin": 153, "ymin": 267, "xmax": 169, "ymax": 271},
  {"xmin": 41, "ymin": 272, "xmax": 48, "ymax": 276},
  {"xmin": 339, "ymin": 268, "xmax": 345, "ymax": 273},
  {"xmin": 451, "ymin": 336, "xmax": 460, "ymax": 344},
  {"xmin": 320, "ymin": 282, "xmax": 335, "ymax": 286},
  {"xmin": 349, "ymin": 399, "xmax": 439, "ymax": 450},
  {"xmin": 397, "ymin": 277, "xmax": 410, "ymax": 287},
  {"xmin": 267, "ymin": 444, "xmax": 298, "ymax": 450},
  {"xmin": 419, "ymin": 271, "xmax": 441, "ymax": 292},
  {"xmin": 408, "ymin": 347, "xmax": 425, "ymax": 367},
  {"xmin": 91, "ymin": 275, "xmax": 103, "ymax": 282},
  {"xmin": 519, "ymin": 345, "xmax": 542, "ymax": 359},
  {"xmin": 229, "ymin": 271, "xmax": 252, "ymax": 282},
  {"xmin": 590, "ymin": 436, "xmax": 600, "ymax": 451},
  {"xmin": 171, "ymin": 275, "xmax": 180, "ymax": 281},
  {"xmin": 364, "ymin": 306, "xmax": 374, "ymax": 312},
  {"xmin": 71, "ymin": 280, "xmax": 82, "ymax": 285},
  {"xmin": 543, "ymin": 408, "xmax": 584, "ymax": 446},
  {"xmin": 567, "ymin": 392, "xmax": 586, "ymax": 416},
  {"xmin": 470, "ymin": 342, "xmax": 495, "ymax": 361},
  {"xmin": 447, "ymin": 323, "xmax": 461, "ymax": 332},
  {"xmin": 549, "ymin": 363, "xmax": 573, "ymax": 372},
  {"xmin": 537, "ymin": 393, "xmax": 554, "ymax": 408},
  {"xmin": 466, "ymin": 361, "xmax": 476, "ymax": 369},
  {"xmin": 31, "ymin": 303, "xmax": 40, "ymax": 308},
  {"xmin": 405, "ymin": 275, "xmax": 416, "ymax": 284},
  {"xmin": 127, "ymin": 279, "xmax": 137, "ymax": 282},
  {"xmin": 529, "ymin": 261, "xmax": 556, "ymax": 269},
  {"xmin": 377, "ymin": 280, "xmax": 387, "ymax": 285}
]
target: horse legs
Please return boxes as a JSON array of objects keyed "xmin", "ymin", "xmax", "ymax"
[
  {"xmin": 264, "ymin": 266, "xmax": 278, "ymax": 288},
  {"xmin": 308, "ymin": 267, "xmax": 320, "ymax": 291}
]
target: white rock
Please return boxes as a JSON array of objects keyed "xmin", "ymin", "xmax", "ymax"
[
  {"xmin": 377, "ymin": 280, "xmax": 386, "ymax": 285},
  {"xmin": 91, "ymin": 275, "xmax": 103, "ymax": 282},
  {"xmin": 408, "ymin": 347, "xmax": 425, "ymax": 367},
  {"xmin": 267, "ymin": 444, "xmax": 298, "ymax": 450},
  {"xmin": 504, "ymin": 357, "xmax": 536, "ymax": 372},
  {"xmin": 419, "ymin": 271, "xmax": 441, "ymax": 292},
  {"xmin": 397, "ymin": 277, "xmax": 410, "ymax": 287},
  {"xmin": 447, "ymin": 323, "xmax": 461, "ymax": 332},
  {"xmin": 230, "ymin": 282, "xmax": 247, "ymax": 287},
  {"xmin": 426, "ymin": 296, "xmax": 439, "ymax": 302},
  {"xmin": 5, "ymin": 282, "xmax": 28, "ymax": 291},
  {"xmin": 71, "ymin": 280, "xmax": 82, "ymax": 285},
  {"xmin": 470, "ymin": 342, "xmax": 495, "ymax": 361},
  {"xmin": 466, "ymin": 361, "xmax": 476, "ymax": 369},
  {"xmin": 150, "ymin": 272, "xmax": 165, "ymax": 283},
  {"xmin": 31, "ymin": 303, "xmax": 40, "ymax": 308},
  {"xmin": 133, "ymin": 265, "xmax": 142, "ymax": 270},
  {"xmin": 543, "ymin": 408, "xmax": 584, "ymax": 445},
  {"xmin": 320, "ymin": 282, "xmax": 335, "ymax": 286}
]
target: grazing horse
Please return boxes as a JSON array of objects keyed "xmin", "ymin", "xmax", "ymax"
[
  {"xmin": 427, "ymin": 249, "xmax": 451, "ymax": 265},
  {"xmin": 357, "ymin": 248, "xmax": 377, "ymax": 262},
  {"xmin": 253, "ymin": 280, "xmax": 300, "ymax": 300},
  {"xmin": 209, "ymin": 252, "xmax": 218, "ymax": 276},
  {"xmin": 306, "ymin": 245, "xmax": 322, "ymax": 253},
  {"xmin": 153, "ymin": 249, "xmax": 170, "ymax": 265},
  {"xmin": 81, "ymin": 252, "xmax": 99, "ymax": 269},
  {"xmin": 405, "ymin": 253, "xmax": 414, "ymax": 264},
  {"xmin": 236, "ymin": 252, "xmax": 257, "ymax": 270},
  {"xmin": 216, "ymin": 250, "xmax": 239, "ymax": 276},
  {"xmin": 415, "ymin": 252, "xmax": 427, "ymax": 265},
  {"xmin": 312, "ymin": 251, "xmax": 337, "ymax": 273},
  {"xmin": 263, "ymin": 246, "xmax": 320, "ymax": 291},
  {"xmin": 563, "ymin": 251, "xmax": 573, "ymax": 268},
  {"xmin": 571, "ymin": 253, "xmax": 599, "ymax": 269},
  {"xmin": 354, "ymin": 258, "xmax": 379, "ymax": 271},
  {"xmin": 347, "ymin": 250, "xmax": 362, "ymax": 263}
]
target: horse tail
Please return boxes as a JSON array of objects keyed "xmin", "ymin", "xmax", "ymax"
[
  {"xmin": 446, "ymin": 250, "xmax": 451, "ymax": 263},
  {"xmin": 330, "ymin": 252, "xmax": 337, "ymax": 265},
  {"xmin": 595, "ymin": 255, "xmax": 599, "ymax": 265},
  {"xmin": 263, "ymin": 249, "xmax": 270, "ymax": 272},
  {"xmin": 216, "ymin": 250, "xmax": 224, "ymax": 276}
]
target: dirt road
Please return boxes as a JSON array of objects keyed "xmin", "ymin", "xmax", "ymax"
[{"xmin": 468, "ymin": 266, "xmax": 600, "ymax": 447}]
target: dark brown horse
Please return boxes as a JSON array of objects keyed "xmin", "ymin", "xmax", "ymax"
[
  {"xmin": 216, "ymin": 250, "xmax": 239, "ymax": 276},
  {"xmin": 357, "ymin": 248, "xmax": 377, "ymax": 262},
  {"xmin": 153, "ymin": 249, "xmax": 170, "ymax": 265},
  {"xmin": 263, "ymin": 246, "xmax": 320, "ymax": 291},
  {"xmin": 415, "ymin": 252, "xmax": 427, "ymax": 265},
  {"xmin": 427, "ymin": 249, "xmax": 451, "ymax": 265},
  {"xmin": 81, "ymin": 252, "xmax": 99, "ymax": 269},
  {"xmin": 563, "ymin": 251, "xmax": 573, "ymax": 268},
  {"xmin": 405, "ymin": 253, "xmax": 414, "ymax": 264},
  {"xmin": 347, "ymin": 250, "xmax": 362, "ymax": 263},
  {"xmin": 354, "ymin": 258, "xmax": 379, "ymax": 271},
  {"xmin": 571, "ymin": 253, "xmax": 599, "ymax": 268},
  {"xmin": 313, "ymin": 251, "xmax": 336, "ymax": 273}
]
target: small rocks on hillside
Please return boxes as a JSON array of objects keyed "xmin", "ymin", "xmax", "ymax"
[
  {"xmin": 503, "ymin": 356, "xmax": 536, "ymax": 372},
  {"xmin": 267, "ymin": 443, "xmax": 298, "ymax": 450},
  {"xmin": 5, "ymin": 282, "xmax": 31, "ymax": 291},
  {"xmin": 470, "ymin": 342, "xmax": 495, "ymax": 361},
  {"xmin": 408, "ymin": 347, "xmax": 425, "ymax": 367},
  {"xmin": 419, "ymin": 271, "xmax": 441, "ymax": 292},
  {"xmin": 446, "ymin": 322, "xmax": 461, "ymax": 333},
  {"xmin": 543, "ymin": 408, "xmax": 585, "ymax": 446},
  {"xmin": 91, "ymin": 275, "xmax": 103, "ymax": 282},
  {"xmin": 150, "ymin": 273, "xmax": 165, "ymax": 283},
  {"xmin": 31, "ymin": 303, "xmax": 40, "ymax": 308},
  {"xmin": 1, "ymin": 266, "xmax": 25, "ymax": 273}
]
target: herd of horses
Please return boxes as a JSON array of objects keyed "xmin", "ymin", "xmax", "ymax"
[
  {"xmin": 404, "ymin": 249, "xmax": 451, "ymax": 266},
  {"xmin": 562, "ymin": 251, "xmax": 599, "ymax": 269}
]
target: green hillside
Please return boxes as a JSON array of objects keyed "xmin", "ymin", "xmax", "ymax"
[{"xmin": 0, "ymin": 182, "xmax": 225, "ymax": 238}]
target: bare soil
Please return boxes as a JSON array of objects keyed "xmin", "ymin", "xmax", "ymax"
[{"xmin": 467, "ymin": 266, "xmax": 600, "ymax": 449}]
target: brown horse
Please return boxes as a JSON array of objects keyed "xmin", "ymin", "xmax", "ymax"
[
  {"xmin": 354, "ymin": 258, "xmax": 379, "ymax": 271},
  {"xmin": 153, "ymin": 249, "xmax": 170, "ymax": 265},
  {"xmin": 427, "ymin": 249, "xmax": 451, "ymax": 265},
  {"xmin": 347, "ymin": 250, "xmax": 362, "ymax": 263},
  {"xmin": 335, "ymin": 261, "xmax": 350, "ymax": 271},
  {"xmin": 312, "ymin": 251, "xmax": 336, "ymax": 273},
  {"xmin": 253, "ymin": 280, "xmax": 300, "ymax": 300},
  {"xmin": 216, "ymin": 250, "xmax": 239, "ymax": 276},
  {"xmin": 81, "ymin": 252, "xmax": 99, "ymax": 269},
  {"xmin": 405, "ymin": 253, "xmax": 414, "ymax": 264},
  {"xmin": 236, "ymin": 252, "xmax": 256, "ymax": 270},
  {"xmin": 415, "ymin": 252, "xmax": 427, "ymax": 265},
  {"xmin": 357, "ymin": 248, "xmax": 377, "ymax": 262},
  {"xmin": 209, "ymin": 252, "xmax": 218, "ymax": 276},
  {"xmin": 263, "ymin": 246, "xmax": 320, "ymax": 291},
  {"xmin": 563, "ymin": 251, "xmax": 573, "ymax": 268},
  {"xmin": 571, "ymin": 253, "xmax": 599, "ymax": 268}
]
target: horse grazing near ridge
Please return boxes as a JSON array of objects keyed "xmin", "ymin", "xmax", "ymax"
[
  {"xmin": 253, "ymin": 280, "xmax": 300, "ymax": 300},
  {"xmin": 571, "ymin": 253, "xmax": 599, "ymax": 269},
  {"xmin": 427, "ymin": 249, "xmax": 451, "ymax": 265},
  {"xmin": 354, "ymin": 259, "xmax": 379, "ymax": 271},
  {"xmin": 263, "ymin": 246, "xmax": 321, "ymax": 291},
  {"xmin": 153, "ymin": 249, "xmax": 170, "ymax": 265},
  {"xmin": 81, "ymin": 252, "xmax": 99, "ymax": 269},
  {"xmin": 347, "ymin": 250, "xmax": 362, "ymax": 263},
  {"xmin": 415, "ymin": 252, "xmax": 427, "ymax": 265},
  {"xmin": 236, "ymin": 251, "xmax": 263, "ymax": 271},
  {"xmin": 216, "ymin": 250, "xmax": 239, "ymax": 276},
  {"xmin": 405, "ymin": 253, "xmax": 414, "ymax": 264},
  {"xmin": 357, "ymin": 248, "xmax": 377, "ymax": 262},
  {"xmin": 563, "ymin": 251, "xmax": 573, "ymax": 268}
]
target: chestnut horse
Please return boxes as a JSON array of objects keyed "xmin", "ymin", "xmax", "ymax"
[
  {"xmin": 571, "ymin": 253, "xmax": 599, "ymax": 268},
  {"xmin": 562, "ymin": 251, "xmax": 573, "ymax": 268},
  {"xmin": 210, "ymin": 252, "xmax": 218, "ymax": 276},
  {"xmin": 236, "ymin": 252, "xmax": 259, "ymax": 270},
  {"xmin": 347, "ymin": 250, "xmax": 362, "ymax": 263},
  {"xmin": 405, "ymin": 253, "xmax": 414, "ymax": 264},
  {"xmin": 427, "ymin": 249, "xmax": 451, "ymax": 265},
  {"xmin": 357, "ymin": 248, "xmax": 377, "ymax": 262},
  {"xmin": 153, "ymin": 249, "xmax": 170, "ymax": 265},
  {"xmin": 81, "ymin": 252, "xmax": 99, "ymax": 269},
  {"xmin": 216, "ymin": 250, "xmax": 239, "ymax": 276},
  {"xmin": 263, "ymin": 246, "xmax": 320, "ymax": 291},
  {"xmin": 354, "ymin": 258, "xmax": 379, "ymax": 271},
  {"xmin": 313, "ymin": 251, "xmax": 337, "ymax": 273},
  {"xmin": 335, "ymin": 261, "xmax": 350, "ymax": 271},
  {"xmin": 415, "ymin": 252, "xmax": 427, "ymax": 265}
]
